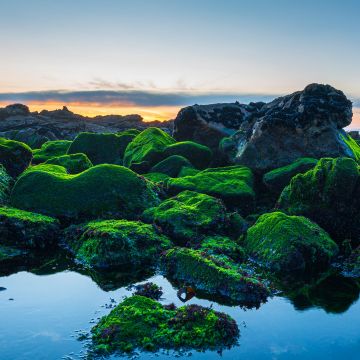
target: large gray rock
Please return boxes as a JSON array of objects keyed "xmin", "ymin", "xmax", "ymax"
[{"xmin": 174, "ymin": 84, "xmax": 357, "ymax": 172}]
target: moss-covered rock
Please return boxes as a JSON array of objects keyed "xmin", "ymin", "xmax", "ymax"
[
  {"xmin": 263, "ymin": 157, "xmax": 318, "ymax": 195},
  {"xmin": 32, "ymin": 140, "xmax": 72, "ymax": 164},
  {"xmin": 64, "ymin": 219, "xmax": 171, "ymax": 270},
  {"xmin": 150, "ymin": 155, "xmax": 193, "ymax": 177},
  {"xmin": 279, "ymin": 157, "xmax": 360, "ymax": 245},
  {"xmin": 0, "ymin": 165, "xmax": 11, "ymax": 205},
  {"xmin": 165, "ymin": 165, "xmax": 255, "ymax": 214},
  {"xmin": 67, "ymin": 130, "xmax": 139, "ymax": 165},
  {"xmin": 162, "ymin": 247, "xmax": 269, "ymax": 305},
  {"xmin": 340, "ymin": 132, "xmax": 360, "ymax": 162},
  {"xmin": 0, "ymin": 206, "xmax": 60, "ymax": 249},
  {"xmin": 0, "ymin": 137, "xmax": 32, "ymax": 177},
  {"xmin": 45, "ymin": 153, "xmax": 93, "ymax": 173},
  {"xmin": 23, "ymin": 164, "xmax": 68, "ymax": 176},
  {"xmin": 164, "ymin": 141, "xmax": 212, "ymax": 169},
  {"xmin": 143, "ymin": 172, "xmax": 170, "ymax": 184},
  {"xmin": 178, "ymin": 166, "xmax": 200, "ymax": 177},
  {"xmin": 91, "ymin": 295, "xmax": 239, "ymax": 354},
  {"xmin": 11, "ymin": 164, "xmax": 158, "ymax": 220},
  {"xmin": 142, "ymin": 190, "xmax": 239, "ymax": 245},
  {"xmin": 244, "ymin": 212, "xmax": 338, "ymax": 275},
  {"xmin": 123, "ymin": 128, "xmax": 176, "ymax": 172}
]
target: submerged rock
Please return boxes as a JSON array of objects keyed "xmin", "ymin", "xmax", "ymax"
[
  {"xmin": 32, "ymin": 140, "xmax": 72, "ymax": 164},
  {"xmin": 279, "ymin": 157, "xmax": 360, "ymax": 246},
  {"xmin": 244, "ymin": 212, "xmax": 338, "ymax": 276},
  {"xmin": 44, "ymin": 153, "xmax": 93, "ymax": 174},
  {"xmin": 0, "ymin": 137, "xmax": 32, "ymax": 177},
  {"xmin": 67, "ymin": 130, "xmax": 139, "ymax": 165},
  {"xmin": 11, "ymin": 164, "xmax": 159, "ymax": 220},
  {"xmin": 162, "ymin": 247, "xmax": 269, "ymax": 306},
  {"xmin": 165, "ymin": 165, "xmax": 255, "ymax": 214},
  {"xmin": 91, "ymin": 295, "xmax": 239, "ymax": 354},
  {"xmin": 64, "ymin": 219, "xmax": 171, "ymax": 270},
  {"xmin": 0, "ymin": 206, "xmax": 60, "ymax": 249}
]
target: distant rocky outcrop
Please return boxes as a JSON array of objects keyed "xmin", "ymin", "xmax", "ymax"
[
  {"xmin": 173, "ymin": 84, "xmax": 356, "ymax": 172},
  {"xmin": 0, "ymin": 104, "xmax": 173, "ymax": 148}
]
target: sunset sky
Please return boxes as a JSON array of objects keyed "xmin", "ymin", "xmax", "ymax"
[{"xmin": 0, "ymin": 0, "xmax": 359, "ymax": 128}]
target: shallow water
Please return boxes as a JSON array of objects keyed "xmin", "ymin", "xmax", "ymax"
[{"xmin": 0, "ymin": 268, "xmax": 359, "ymax": 360}]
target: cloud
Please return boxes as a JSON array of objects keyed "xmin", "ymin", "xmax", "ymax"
[{"xmin": 0, "ymin": 89, "xmax": 279, "ymax": 108}]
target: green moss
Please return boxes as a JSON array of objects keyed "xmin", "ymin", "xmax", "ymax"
[
  {"xmin": 162, "ymin": 247, "xmax": 268, "ymax": 305},
  {"xmin": 64, "ymin": 219, "xmax": 171, "ymax": 270},
  {"xmin": 0, "ymin": 137, "xmax": 33, "ymax": 177},
  {"xmin": 165, "ymin": 165, "xmax": 255, "ymax": 214},
  {"xmin": 244, "ymin": 212, "xmax": 338, "ymax": 275},
  {"xmin": 23, "ymin": 164, "xmax": 68, "ymax": 175},
  {"xmin": 164, "ymin": 141, "xmax": 212, "ymax": 169},
  {"xmin": 142, "ymin": 191, "xmax": 233, "ymax": 245},
  {"xmin": 150, "ymin": 155, "xmax": 193, "ymax": 177},
  {"xmin": 0, "ymin": 206, "xmax": 60, "ymax": 249},
  {"xmin": 143, "ymin": 172, "xmax": 170, "ymax": 183},
  {"xmin": 0, "ymin": 165, "xmax": 11, "ymax": 205},
  {"xmin": 32, "ymin": 140, "xmax": 72, "ymax": 164},
  {"xmin": 279, "ymin": 157, "xmax": 360, "ymax": 246},
  {"xmin": 123, "ymin": 128, "xmax": 176, "ymax": 172},
  {"xmin": 67, "ymin": 130, "xmax": 138, "ymax": 165},
  {"xmin": 340, "ymin": 132, "xmax": 360, "ymax": 162},
  {"xmin": 178, "ymin": 166, "xmax": 200, "ymax": 177},
  {"xmin": 91, "ymin": 295, "xmax": 239, "ymax": 354},
  {"xmin": 263, "ymin": 157, "xmax": 318, "ymax": 194},
  {"xmin": 200, "ymin": 236, "xmax": 245, "ymax": 262},
  {"xmin": 45, "ymin": 153, "xmax": 93, "ymax": 173},
  {"xmin": 11, "ymin": 164, "xmax": 159, "ymax": 220}
]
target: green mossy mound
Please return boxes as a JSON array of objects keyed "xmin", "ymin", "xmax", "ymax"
[
  {"xmin": 123, "ymin": 128, "xmax": 176, "ymax": 172},
  {"xmin": 150, "ymin": 155, "xmax": 193, "ymax": 177},
  {"xmin": 64, "ymin": 220, "xmax": 171, "ymax": 270},
  {"xmin": 178, "ymin": 166, "xmax": 200, "ymax": 177},
  {"xmin": 0, "ymin": 206, "xmax": 60, "ymax": 249},
  {"xmin": 340, "ymin": 132, "xmax": 360, "ymax": 162},
  {"xmin": 142, "ymin": 190, "xmax": 240, "ymax": 245},
  {"xmin": 0, "ymin": 137, "xmax": 32, "ymax": 177},
  {"xmin": 91, "ymin": 295, "xmax": 239, "ymax": 354},
  {"xmin": 23, "ymin": 164, "xmax": 68, "ymax": 176},
  {"xmin": 244, "ymin": 212, "xmax": 338, "ymax": 275},
  {"xmin": 263, "ymin": 157, "xmax": 318, "ymax": 194},
  {"xmin": 67, "ymin": 130, "xmax": 139, "ymax": 165},
  {"xmin": 279, "ymin": 157, "xmax": 360, "ymax": 246},
  {"xmin": 165, "ymin": 165, "xmax": 255, "ymax": 214},
  {"xmin": 164, "ymin": 141, "xmax": 212, "ymax": 169},
  {"xmin": 0, "ymin": 165, "xmax": 12, "ymax": 205},
  {"xmin": 143, "ymin": 172, "xmax": 170, "ymax": 184},
  {"xmin": 32, "ymin": 140, "xmax": 72, "ymax": 164},
  {"xmin": 162, "ymin": 247, "xmax": 269, "ymax": 305},
  {"xmin": 11, "ymin": 164, "xmax": 158, "ymax": 220},
  {"xmin": 45, "ymin": 153, "xmax": 93, "ymax": 174}
]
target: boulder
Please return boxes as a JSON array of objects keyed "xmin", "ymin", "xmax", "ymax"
[
  {"xmin": 150, "ymin": 155, "xmax": 193, "ymax": 177},
  {"xmin": 45, "ymin": 153, "xmax": 93, "ymax": 174},
  {"xmin": 0, "ymin": 206, "xmax": 60, "ymax": 249},
  {"xmin": 0, "ymin": 137, "xmax": 32, "ymax": 177},
  {"xmin": 64, "ymin": 220, "xmax": 171, "ymax": 270},
  {"xmin": 263, "ymin": 157, "xmax": 318, "ymax": 195},
  {"xmin": 244, "ymin": 212, "xmax": 338, "ymax": 275},
  {"xmin": 279, "ymin": 157, "xmax": 360, "ymax": 246},
  {"xmin": 91, "ymin": 295, "xmax": 239, "ymax": 354},
  {"xmin": 67, "ymin": 130, "xmax": 139, "ymax": 165},
  {"xmin": 165, "ymin": 165, "xmax": 255, "ymax": 214},
  {"xmin": 32, "ymin": 140, "xmax": 72, "ymax": 164},
  {"xmin": 11, "ymin": 164, "xmax": 159, "ymax": 220}
]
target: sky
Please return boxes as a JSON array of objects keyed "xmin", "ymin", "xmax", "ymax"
[{"xmin": 0, "ymin": 0, "xmax": 359, "ymax": 127}]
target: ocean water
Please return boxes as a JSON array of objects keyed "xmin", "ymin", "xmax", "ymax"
[{"xmin": 0, "ymin": 263, "xmax": 359, "ymax": 360}]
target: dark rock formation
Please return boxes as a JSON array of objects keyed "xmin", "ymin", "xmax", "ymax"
[
  {"xmin": 174, "ymin": 84, "xmax": 357, "ymax": 172},
  {"xmin": 0, "ymin": 104, "xmax": 173, "ymax": 148}
]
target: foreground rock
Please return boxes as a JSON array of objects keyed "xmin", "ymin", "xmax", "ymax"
[
  {"xmin": 174, "ymin": 84, "xmax": 359, "ymax": 172},
  {"xmin": 162, "ymin": 247, "xmax": 268, "ymax": 306},
  {"xmin": 165, "ymin": 165, "xmax": 255, "ymax": 214},
  {"xmin": 91, "ymin": 295, "xmax": 239, "ymax": 354},
  {"xmin": 32, "ymin": 140, "xmax": 72, "ymax": 163},
  {"xmin": 143, "ymin": 190, "xmax": 245, "ymax": 245},
  {"xmin": 279, "ymin": 157, "xmax": 360, "ymax": 246},
  {"xmin": 64, "ymin": 220, "xmax": 171, "ymax": 270},
  {"xmin": 0, "ymin": 137, "xmax": 32, "ymax": 177},
  {"xmin": 244, "ymin": 212, "xmax": 338, "ymax": 276},
  {"xmin": 44, "ymin": 153, "xmax": 93, "ymax": 174},
  {"xmin": 11, "ymin": 164, "xmax": 159, "ymax": 220},
  {"xmin": 0, "ymin": 206, "xmax": 60, "ymax": 249}
]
